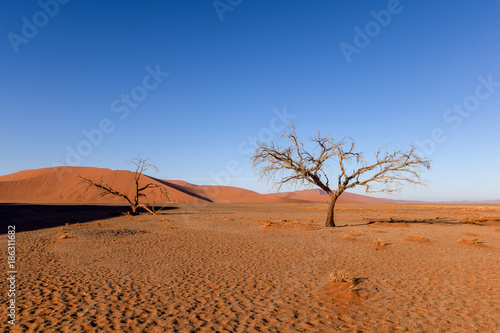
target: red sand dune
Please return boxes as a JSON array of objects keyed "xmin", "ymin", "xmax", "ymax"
[
  {"xmin": 161, "ymin": 180, "xmax": 300, "ymax": 203},
  {"xmin": 0, "ymin": 167, "xmax": 205, "ymax": 204},
  {"xmin": 0, "ymin": 167, "xmax": 394, "ymax": 204},
  {"xmin": 275, "ymin": 188, "xmax": 394, "ymax": 204}
]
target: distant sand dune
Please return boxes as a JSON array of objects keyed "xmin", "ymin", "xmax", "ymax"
[{"xmin": 0, "ymin": 167, "xmax": 395, "ymax": 204}]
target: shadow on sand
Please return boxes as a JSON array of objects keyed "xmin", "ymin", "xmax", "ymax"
[{"xmin": 0, "ymin": 203, "xmax": 178, "ymax": 234}]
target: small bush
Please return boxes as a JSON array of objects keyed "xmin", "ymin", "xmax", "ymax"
[
  {"xmin": 373, "ymin": 238, "xmax": 386, "ymax": 246},
  {"xmin": 458, "ymin": 238, "xmax": 479, "ymax": 245},
  {"xmin": 328, "ymin": 270, "xmax": 361, "ymax": 293},
  {"xmin": 329, "ymin": 270, "xmax": 354, "ymax": 283}
]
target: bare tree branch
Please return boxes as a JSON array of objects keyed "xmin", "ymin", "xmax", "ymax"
[
  {"xmin": 251, "ymin": 125, "xmax": 431, "ymax": 227},
  {"xmin": 78, "ymin": 155, "xmax": 171, "ymax": 215}
]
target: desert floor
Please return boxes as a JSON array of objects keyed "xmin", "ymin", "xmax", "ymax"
[{"xmin": 1, "ymin": 202, "xmax": 499, "ymax": 332}]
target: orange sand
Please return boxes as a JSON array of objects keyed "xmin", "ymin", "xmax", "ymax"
[{"xmin": 1, "ymin": 202, "xmax": 499, "ymax": 332}]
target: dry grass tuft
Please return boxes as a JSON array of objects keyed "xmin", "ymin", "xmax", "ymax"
[
  {"xmin": 56, "ymin": 227, "xmax": 70, "ymax": 240},
  {"xmin": 223, "ymin": 216, "xmax": 234, "ymax": 221},
  {"xmin": 259, "ymin": 217, "xmax": 317, "ymax": 230},
  {"xmin": 373, "ymin": 238, "xmax": 387, "ymax": 246},
  {"xmin": 328, "ymin": 270, "xmax": 361, "ymax": 293},
  {"xmin": 260, "ymin": 219, "xmax": 272, "ymax": 227},
  {"xmin": 458, "ymin": 237, "xmax": 480, "ymax": 245},
  {"xmin": 340, "ymin": 232, "xmax": 362, "ymax": 241},
  {"xmin": 462, "ymin": 218, "xmax": 486, "ymax": 225},
  {"xmin": 404, "ymin": 236, "xmax": 430, "ymax": 243},
  {"xmin": 158, "ymin": 217, "xmax": 169, "ymax": 222},
  {"xmin": 329, "ymin": 270, "xmax": 355, "ymax": 283},
  {"xmin": 206, "ymin": 215, "xmax": 216, "ymax": 219},
  {"xmin": 347, "ymin": 284, "xmax": 361, "ymax": 292}
]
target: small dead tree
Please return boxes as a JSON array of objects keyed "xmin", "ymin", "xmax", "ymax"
[
  {"xmin": 251, "ymin": 125, "xmax": 431, "ymax": 227},
  {"xmin": 79, "ymin": 156, "xmax": 170, "ymax": 215}
]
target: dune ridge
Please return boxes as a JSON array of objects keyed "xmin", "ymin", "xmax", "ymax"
[{"xmin": 0, "ymin": 166, "xmax": 395, "ymax": 204}]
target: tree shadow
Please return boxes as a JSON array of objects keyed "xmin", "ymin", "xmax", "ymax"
[
  {"xmin": 0, "ymin": 203, "xmax": 178, "ymax": 234},
  {"xmin": 359, "ymin": 217, "xmax": 464, "ymax": 226}
]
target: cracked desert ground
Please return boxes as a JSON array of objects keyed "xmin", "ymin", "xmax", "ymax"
[{"xmin": 1, "ymin": 202, "xmax": 499, "ymax": 332}]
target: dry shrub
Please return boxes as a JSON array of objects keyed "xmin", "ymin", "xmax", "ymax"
[
  {"xmin": 260, "ymin": 219, "xmax": 272, "ymax": 227},
  {"xmin": 458, "ymin": 238, "xmax": 480, "ymax": 245},
  {"xmin": 347, "ymin": 284, "xmax": 361, "ymax": 292},
  {"xmin": 462, "ymin": 218, "xmax": 485, "ymax": 225},
  {"xmin": 158, "ymin": 217, "xmax": 169, "ymax": 222},
  {"xmin": 206, "ymin": 215, "xmax": 216, "ymax": 219},
  {"xmin": 404, "ymin": 236, "xmax": 430, "ymax": 243},
  {"xmin": 56, "ymin": 228, "xmax": 70, "ymax": 240},
  {"xmin": 329, "ymin": 270, "xmax": 354, "ymax": 283},
  {"xmin": 223, "ymin": 216, "xmax": 234, "ymax": 221},
  {"xmin": 260, "ymin": 217, "xmax": 316, "ymax": 230},
  {"xmin": 328, "ymin": 270, "xmax": 361, "ymax": 292},
  {"xmin": 373, "ymin": 238, "xmax": 387, "ymax": 246}
]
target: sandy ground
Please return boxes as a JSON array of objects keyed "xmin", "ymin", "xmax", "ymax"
[{"xmin": 1, "ymin": 202, "xmax": 499, "ymax": 332}]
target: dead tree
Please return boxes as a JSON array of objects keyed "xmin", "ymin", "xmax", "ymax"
[
  {"xmin": 251, "ymin": 125, "xmax": 431, "ymax": 227},
  {"xmin": 79, "ymin": 156, "xmax": 170, "ymax": 215}
]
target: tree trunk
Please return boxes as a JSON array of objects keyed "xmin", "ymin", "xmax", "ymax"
[{"xmin": 325, "ymin": 195, "xmax": 338, "ymax": 227}]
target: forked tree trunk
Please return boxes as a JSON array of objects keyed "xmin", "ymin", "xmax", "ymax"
[{"xmin": 325, "ymin": 195, "xmax": 338, "ymax": 227}]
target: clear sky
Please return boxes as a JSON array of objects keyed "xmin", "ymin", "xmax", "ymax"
[{"xmin": 1, "ymin": 0, "xmax": 499, "ymax": 201}]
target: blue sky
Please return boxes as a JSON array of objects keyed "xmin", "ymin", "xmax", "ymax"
[{"xmin": 1, "ymin": 0, "xmax": 499, "ymax": 201}]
